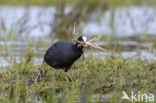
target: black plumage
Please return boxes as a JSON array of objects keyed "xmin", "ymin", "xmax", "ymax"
[{"xmin": 44, "ymin": 36, "xmax": 86, "ymax": 72}]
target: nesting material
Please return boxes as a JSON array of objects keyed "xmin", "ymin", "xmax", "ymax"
[{"xmin": 72, "ymin": 35, "xmax": 107, "ymax": 52}]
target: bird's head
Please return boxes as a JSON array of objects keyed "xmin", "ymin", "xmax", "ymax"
[
  {"xmin": 76, "ymin": 36, "xmax": 87, "ymax": 49},
  {"xmin": 73, "ymin": 35, "xmax": 106, "ymax": 52},
  {"xmin": 77, "ymin": 36, "xmax": 87, "ymax": 42}
]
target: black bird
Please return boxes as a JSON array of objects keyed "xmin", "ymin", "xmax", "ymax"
[
  {"xmin": 36, "ymin": 36, "xmax": 87, "ymax": 82},
  {"xmin": 44, "ymin": 36, "xmax": 87, "ymax": 72}
]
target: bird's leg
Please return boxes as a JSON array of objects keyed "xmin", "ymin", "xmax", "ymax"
[
  {"xmin": 82, "ymin": 49, "xmax": 85, "ymax": 60},
  {"xmin": 35, "ymin": 60, "xmax": 45, "ymax": 83},
  {"xmin": 65, "ymin": 72, "xmax": 69, "ymax": 83},
  {"xmin": 64, "ymin": 72, "xmax": 72, "ymax": 83}
]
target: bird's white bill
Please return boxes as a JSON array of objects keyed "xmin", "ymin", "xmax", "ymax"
[{"xmin": 82, "ymin": 36, "xmax": 87, "ymax": 42}]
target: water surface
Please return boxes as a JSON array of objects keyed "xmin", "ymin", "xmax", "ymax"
[{"xmin": 0, "ymin": 6, "xmax": 156, "ymax": 67}]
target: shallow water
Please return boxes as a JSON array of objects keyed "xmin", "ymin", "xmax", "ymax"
[
  {"xmin": 0, "ymin": 6, "xmax": 156, "ymax": 67},
  {"xmin": 0, "ymin": 38, "xmax": 155, "ymax": 68},
  {"xmin": 0, "ymin": 6, "xmax": 156, "ymax": 36}
]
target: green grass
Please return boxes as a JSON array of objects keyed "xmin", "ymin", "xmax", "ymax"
[
  {"xmin": 0, "ymin": 49, "xmax": 155, "ymax": 103},
  {"xmin": 1, "ymin": 0, "xmax": 156, "ymax": 6},
  {"xmin": 0, "ymin": 0, "xmax": 155, "ymax": 102}
]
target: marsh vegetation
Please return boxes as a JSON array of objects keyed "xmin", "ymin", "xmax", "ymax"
[{"xmin": 0, "ymin": 0, "xmax": 156, "ymax": 102}]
